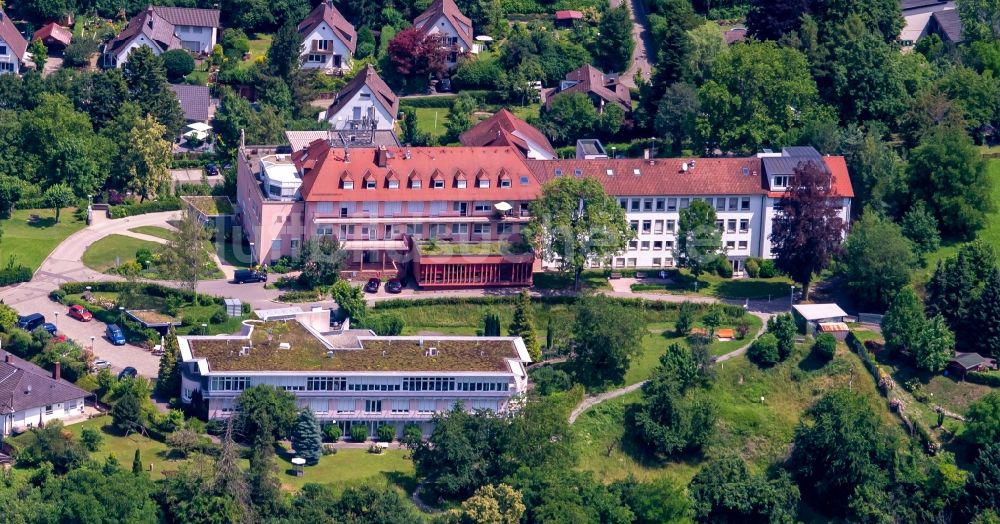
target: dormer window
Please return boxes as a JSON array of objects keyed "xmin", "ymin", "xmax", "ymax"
[
  {"xmin": 554, "ymin": 168, "xmax": 563, "ymax": 177},
  {"xmin": 500, "ymin": 178, "xmax": 511, "ymax": 188},
  {"xmin": 409, "ymin": 170, "xmax": 422, "ymax": 189},
  {"xmin": 365, "ymin": 179, "xmax": 376, "ymax": 189},
  {"xmin": 343, "ymin": 180, "xmax": 354, "ymax": 189},
  {"xmin": 388, "ymin": 179, "xmax": 400, "ymax": 189},
  {"xmin": 455, "ymin": 171, "xmax": 467, "ymax": 188},
  {"xmin": 773, "ymin": 175, "xmax": 789, "ymax": 188},
  {"xmin": 478, "ymin": 178, "xmax": 490, "ymax": 188},
  {"xmin": 433, "ymin": 179, "xmax": 445, "ymax": 189}
]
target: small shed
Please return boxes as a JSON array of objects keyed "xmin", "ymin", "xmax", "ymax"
[
  {"xmin": 33, "ymin": 23, "xmax": 72, "ymax": 52},
  {"xmin": 793, "ymin": 303, "xmax": 849, "ymax": 335},
  {"xmin": 716, "ymin": 328, "xmax": 735, "ymax": 341},
  {"xmin": 947, "ymin": 352, "xmax": 997, "ymax": 379},
  {"xmin": 555, "ymin": 10, "xmax": 584, "ymax": 26}
]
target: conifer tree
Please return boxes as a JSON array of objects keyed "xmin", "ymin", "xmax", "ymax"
[
  {"xmin": 767, "ymin": 313, "xmax": 797, "ymax": 361},
  {"xmin": 291, "ymin": 408, "xmax": 323, "ymax": 466},
  {"xmin": 247, "ymin": 431, "xmax": 283, "ymax": 516},
  {"xmin": 155, "ymin": 326, "xmax": 181, "ymax": 397},
  {"xmin": 509, "ymin": 290, "xmax": 540, "ymax": 361},
  {"xmin": 132, "ymin": 449, "xmax": 142, "ymax": 474},
  {"xmin": 975, "ymin": 270, "xmax": 1000, "ymax": 358},
  {"xmin": 881, "ymin": 286, "xmax": 927, "ymax": 355},
  {"xmin": 482, "ymin": 311, "xmax": 501, "ymax": 337},
  {"xmin": 926, "ymin": 241, "xmax": 997, "ymax": 348}
]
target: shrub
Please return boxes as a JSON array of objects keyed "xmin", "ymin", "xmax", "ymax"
[
  {"xmin": 109, "ymin": 198, "xmax": 182, "ymax": 218},
  {"xmin": 166, "ymin": 428, "xmax": 203, "ymax": 458},
  {"xmin": 350, "ymin": 425, "xmax": 368, "ymax": 442},
  {"xmin": 745, "ymin": 257, "xmax": 761, "ymax": 278},
  {"xmin": 967, "ymin": 371, "xmax": 1000, "ymax": 387},
  {"xmin": 813, "ymin": 333, "xmax": 837, "ymax": 361},
  {"xmin": 80, "ymin": 428, "xmax": 103, "ymax": 451},
  {"xmin": 401, "ymin": 423, "xmax": 423, "ymax": 449},
  {"xmin": 377, "ymin": 424, "xmax": 395, "ymax": 442},
  {"xmin": 162, "ymin": 49, "xmax": 195, "ymax": 82},
  {"xmin": 530, "ymin": 366, "xmax": 572, "ymax": 396},
  {"xmin": 323, "ymin": 424, "xmax": 342, "ymax": 442},
  {"xmin": 277, "ymin": 289, "xmax": 323, "ymax": 302},
  {"xmin": 715, "ymin": 257, "xmax": 734, "ymax": 278},
  {"xmin": 362, "ymin": 313, "xmax": 405, "ymax": 335},
  {"xmin": 0, "ymin": 265, "xmax": 32, "ymax": 286},
  {"xmin": 63, "ymin": 37, "xmax": 99, "ymax": 67},
  {"xmin": 758, "ymin": 259, "xmax": 778, "ymax": 278},
  {"xmin": 452, "ymin": 56, "xmax": 505, "ymax": 90},
  {"xmin": 210, "ymin": 307, "xmax": 227, "ymax": 324},
  {"xmin": 747, "ymin": 333, "xmax": 780, "ymax": 367}
]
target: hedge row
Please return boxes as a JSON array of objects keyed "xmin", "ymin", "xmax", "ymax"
[
  {"xmin": 0, "ymin": 265, "xmax": 32, "ymax": 286},
  {"xmin": 53, "ymin": 281, "xmax": 226, "ymax": 307},
  {"xmin": 371, "ymin": 294, "xmax": 726, "ymax": 315},
  {"xmin": 967, "ymin": 371, "xmax": 1000, "ymax": 387},
  {"xmin": 399, "ymin": 95, "xmax": 458, "ymax": 109},
  {"xmin": 109, "ymin": 198, "xmax": 182, "ymax": 219}
]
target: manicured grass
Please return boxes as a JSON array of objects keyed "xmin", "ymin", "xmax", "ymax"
[
  {"xmin": 632, "ymin": 270, "xmax": 794, "ymax": 300},
  {"xmin": 129, "ymin": 226, "xmax": 176, "ymax": 241},
  {"xmin": 247, "ymin": 35, "xmax": 272, "ymax": 60},
  {"xmin": 182, "ymin": 66, "xmax": 209, "ymax": 86},
  {"xmin": 278, "ymin": 448, "xmax": 415, "ymax": 490},
  {"xmin": 510, "ymin": 104, "xmax": 541, "ymax": 121},
  {"xmin": 0, "ymin": 208, "xmax": 86, "ymax": 272},
  {"xmin": 183, "ymin": 196, "xmax": 234, "ymax": 216},
  {"xmin": 574, "ymin": 343, "xmax": 889, "ymax": 485},
  {"xmin": 420, "ymin": 241, "xmax": 523, "ymax": 255},
  {"xmin": 414, "ymin": 107, "xmax": 450, "ymax": 139},
  {"xmin": 82, "ymin": 234, "xmax": 162, "ymax": 273},
  {"xmin": 917, "ymin": 158, "xmax": 1000, "ymax": 285},
  {"xmin": 532, "ymin": 271, "xmax": 611, "ymax": 291}
]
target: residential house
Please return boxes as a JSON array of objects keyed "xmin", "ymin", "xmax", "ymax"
[
  {"xmin": 236, "ymin": 140, "xmax": 539, "ymax": 287},
  {"xmin": 723, "ymin": 26, "xmax": 747, "ymax": 45},
  {"xmin": 177, "ymin": 308, "xmax": 531, "ymax": 436},
  {"xmin": 103, "ymin": 6, "xmax": 220, "ymax": 68},
  {"xmin": 413, "ymin": 0, "xmax": 477, "ymax": 68},
  {"xmin": 169, "ymin": 84, "xmax": 213, "ymax": 123},
  {"xmin": 545, "ymin": 64, "xmax": 631, "ymax": 114},
  {"xmin": 527, "ymin": 146, "xmax": 853, "ymax": 274},
  {"xmin": 33, "ymin": 22, "xmax": 72, "ymax": 54},
  {"xmin": 899, "ymin": 0, "xmax": 955, "ymax": 46},
  {"xmin": 0, "ymin": 10, "xmax": 28, "ymax": 75},
  {"xmin": 297, "ymin": 1, "xmax": 356, "ymax": 74},
  {"xmin": 320, "ymin": 64, "xmax": 399, "ymax": 131},
  {"xmin": 459, "ymin": 109, "xmax": 557, "ymax": 160},
  {"xmin": 0, "ymin": 351, "xmax": 92, "ymax": 436},
  {"xmin": 927, "ymin": 8, "xmax": 963, "ymax": 43}
]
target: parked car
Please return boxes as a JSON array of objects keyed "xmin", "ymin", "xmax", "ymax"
[
  {"xmin": 92, "ymin": 359, "xmax": 111, "ymax": 370},
  {"xmin": 38, "ymin": 323, "xmax": 57, "ymax": 336},
  {"xmin": 385, "ymin": 278, "xmax": 403, "ymax": 294},
  {"xmin": 67, "ymin": 305, "xmax": 93, "ymax": 322},
  {"xmin": 233, "ymin": 269, "xmax": 267, "ymax": 284},
  {"xmin": 118, "ymin": 366, "xmax": 137, "ymax": 380},
  {"xmin": 205, "ymin": 162, "xmax": 219, "ymax": 176},
  {"xmin": 364, "ymin": 278, "xmax": 381, "ymax": 293},
  {"xmin": 16, "ymin": 313, "xmax": 45, "ymax": 331},
  {"xmin": 106, "ymin": 324, "xmax": 126, "ymax": 345}
]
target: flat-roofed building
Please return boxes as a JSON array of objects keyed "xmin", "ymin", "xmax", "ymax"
[{"xmin": 177, "ymin": 308, "xmax": 531, "ymax": 436}]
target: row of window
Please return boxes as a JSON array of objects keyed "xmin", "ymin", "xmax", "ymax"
[
  {"xmin": 629, "ymin": 218, "xmax": 752, "ymax": 235},
  {"xmin": 342, "ymin": 176, "xmax": 526, "ymax": 190},
  {"xmin": 225, "ymin": 376, "xmax": 515, "ymax": 393},
  {"xmin": 627, "ymin": 239, "xmax": 749, "ymax": 252},
  {"xmin": 314, "ymin": 201, "xmax": 519, "ymax": 217},
  {"xmin": 210, "ymin": 376, "xmax": 250, "ymax": 392},
  {"xmin": 614, "ymin": 257, "xmax": 676, "ymax": 268},
  {"xmin": 317, "ymin": 223, "xmax": 514, "ymax": 238},
  {"xmin": 620, "ymin": 196, "xmax": 753, "ymax": 213}
]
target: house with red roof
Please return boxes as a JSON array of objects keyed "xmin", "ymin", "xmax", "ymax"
[
  {"xmin": 33, "ymin": 22, "xmax": 72, "ymax": 53},
  {"xmin": 0, "ymin": 9, "xmax": 28, "ymax": 75},
  {"xmin": 555, "ymin": 10, "xmax": 584, "ymax": 27},
  {"xmin": 459, "ymin": 109, "xmax": 556, "ymax": 160},
  {"xmin": 546, "ymin": 64, "xmax": 632, "ymax": 114},
  {"xmin": 103, "ymin": 5, "xmax": 220, "ymax": 68},
  {"xmin": 413, "ymin": 0, "xmax": 478, "ymax": 68},
  {"xmin": 298, "ymin": 1, "xmax": 356, "ymax": 74}
]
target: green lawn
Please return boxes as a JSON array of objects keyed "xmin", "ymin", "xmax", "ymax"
[
  {"xmin": 510, "ymin": 104, "xmax": 541, "ymax": 121},
  {"xmin": 277, "ymin": 448, "xmax": 416, "ymax": 491},
  {"xmin": 0, "ymin": 208, "xmax": 86, "ymax": 272},
  {"xmin": 82, "ymin": 235, "xmax": 162, "ymax": 273},
  {"xmin": 414, "ymin": 107, "xmax": 450, "ymax": 140},
  {"xmin": 573, "ymin": 342, "xmax": 889, "ymax": 486},
  {"xmin": 917, "ymin": 158, "xmax": 1000, "ymax": 285},
  {"xmin": 632, "ymin": 270, "xmax": 794, "ymax": 300},
  {"xmin": 128, "ymin": 226, "xmax": 176, "ymax": 241},
  {"xmin": 532, "ymin": 271, "xmax": 611, "ymax": 291},
  {"xmin": 247, "ymin": 35, "xmax": 272, "ymax": 60}
]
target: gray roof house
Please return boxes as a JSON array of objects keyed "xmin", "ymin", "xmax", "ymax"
[
  {"xmin": 169, "ymin": 84, "xmax": 213, "ymax": 123},
  {"xmin": 0, "ymin": 351, "xmax": 92, "ymax": 436}
]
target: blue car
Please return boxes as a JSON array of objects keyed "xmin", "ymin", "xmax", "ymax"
[
  {"xmin": 106, "ymin": 324, "xmax": 126, "ymax": 345},
  {"xmin": 38, "ymin": 323, "xmax": 57, "ymax": 335}
]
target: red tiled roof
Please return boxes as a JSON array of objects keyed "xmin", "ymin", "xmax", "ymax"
[
  {"xmin": 414, "ymin": 0, "xmax": 474, "ymax": 50},
  {"xmin": 822, "ymin": 156, "xmax": 854, "ymax": 198},
  {"xmin": 528, "ymin": 157, "xmax": 768, "ymax": 196},
  {"xmin": 546, "ymin": 64, "xmax": 631, "ymax": 110},
  {"xmin": 298, "ymin": 2, "xmax": 357, "ymax": 54},
  {"xmin": 296, "ymin": 142, "xmax": 541, "ymax": 202},
  {"xmin": 151, "ymin": 6, "xmax": 220, "ymax": 28},
  {"xmin": 108, "ymin": 6, "xmax": 180, "ymax": 53},
  {"xmin": 459, "ymin": 109, "xmax": 555, "ymax": 158},
  {"xmin": 326, "ymin": 65, "xmax": 399, "ymax": 122},
  {"xmin": 33, "ymin": 22, "xmax": 72, "ymax": 46},
  {"xmin": 724, "ymin": 27, "xmax": 747, "ymax": 45},
  {"xmin": 0, "ymin": 9, "xmax": 28, "ymax": 61},
  {"xmin": 555, "ymin": 10, "xmax": 584, "ymax": 19}
]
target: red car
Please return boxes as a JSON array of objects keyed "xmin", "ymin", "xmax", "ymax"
[{"xmin": 67, "ymin": 305, "xmax": 93, "ymax": 322}]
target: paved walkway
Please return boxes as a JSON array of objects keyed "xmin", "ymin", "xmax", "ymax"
[{"xmin": 612, "ymin": 0, "xmax": 653, "ymax": 87}]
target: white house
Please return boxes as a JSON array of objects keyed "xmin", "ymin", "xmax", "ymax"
[
  {"xmin": 0, "ymin": 9, "xmax": 28, "ymax": 75},
  {"xmin": 104, "ymin": 6, "xmax": 220, "ymax": 68},
  {"xmin": 319, "ymin": 64, "xmax": 399, "ymax": 131},
  {"xmin": 297, "ymin": 1, "xmax": 356, "ymax": 74},
  {"xmin": 413, "ymin": 0, "xmax": 477, "ymax": 68},
  {"xmin": 528, "ymin": 146, "xmax": 854, "ymax": 274},
  {"xmin": 0, "ymin": 352, "xmax": 91, "ymax": 436},
  {"xmin": 177, "ymin": 308, "xmax": 531, "ymax": 437}
]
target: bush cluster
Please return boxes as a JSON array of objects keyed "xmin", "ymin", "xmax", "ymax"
[{"xmin": 109, "ymin": 198, "xmax": 182, "ymax": 219}]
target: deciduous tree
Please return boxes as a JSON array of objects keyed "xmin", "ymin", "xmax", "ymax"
[
  {"xmin": 266, "ymin": 19, "xmax": 304, "ymax": 82},
  {"xmin": 157, "ymin": 211, "xmax": 212, "ymax": 295},
  {"xmin": 525, "ymin": 176, "xmax": 633, "ymax": 290},
  {"xmin": 235, "ymin": 385, "xmax": 298, "ymax": 442},
  {"xmin": 839, "ymin": 212, "xmax": 916, "ymax": 309},
  {"xmin": 926, "ymin": 241, "xmax": 997, "ymax": 349},
  {"xmin": 747, "ymin": 333, "xmax": 780, "ymax": 367},
  {"xmin": 769, "ymin": 162, "xmax": 846, "ymax": 298},
  {"xmin": 913, "ymin": 314, "xmax": 955, "ymax": 372},
  {"xmin": 122, "ymin": 46, "xmax": 184, "ymax": 137},
  {"xmin": 42, "ymin": 183, "xmax": 74, "ymax": 223},
  {"xmin": 124, "ymin": 115, "xmax": 171, "ymax": 202},
  {"xmin": 901, "ymin": 201, "xmax": 941, "ymax": 261},
  {"xmin": 881, "ymin": 286, "xmax": 927, "ymax": 356},
  {"xmin": 571, "ymin": 295, "xmax": 646, "ymax": 386},
  {"xmin": 387, "ymin": 27, "xmax": 448, "ymax": 78},
  {"xmin": 967, "ymin": 392, "xmax": 1000, "ymax": 448},
  {"xmin": 746, "ymin": 0, "xmax": 810, "ymax": 40},
  {"xmin": 537, "ymin": 93, "xmax": 598, "ymax": 145},
  {"xmin": 689, "ymin": 456, "xmax": 800, "ymax": 523},
  {"xmin": 676, "ymin": 199, "xmax": 723, "ymax": 276}
]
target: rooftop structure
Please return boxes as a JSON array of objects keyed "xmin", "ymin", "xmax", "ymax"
[
  {"xmin": 286, "ymin": 129, "xmax": 401, "ymax": 152},
  {"xmin": 33, "ymin": 22, "xmax": 72, "ymax": 49},
  {"xmin": 0, "ymin": 9, "xmax": 29, "ymax": 75},
  {"xmin": 414, "ymin": 0, "xmax": 475, "ymax": 51},
  {"xmin": 169, "ymin": 84, "xmax": 212, "ymax": 122},
  {"xmin": 547, "ymin": 64, "xmax": 631, "ymax": 113},
  {"xmin": 0, "ymin": 351, "xmax": 92, "ymax": 435},
  {"xmin": 459, "ymin": 109, "xmax": 556, "ymax": 160}
]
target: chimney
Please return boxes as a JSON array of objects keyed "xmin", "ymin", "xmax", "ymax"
[
  {"xmin": 4, "ymin": 353, "xmax": 10, "ymax": 363},
  {"xmin": 375, "ymin": 145, "xmax": 388, "ymax": 168},
  {"xmin": 53, "ymin": 362, "xmax": 61, "ymax": 381}
]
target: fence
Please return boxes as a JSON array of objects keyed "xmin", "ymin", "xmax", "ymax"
[{"xmin": 858, "ymin": 313, "xmax": 884, "ymax": 325}]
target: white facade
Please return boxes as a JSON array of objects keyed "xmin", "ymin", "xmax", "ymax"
[
  {"xmin": 0, "ymin": 37, "xmax": 21, "ymax": 75},
  {"xmin": 515, "ymin": 131, "xmax": 557, "ymax": 160},
  {"xmin": 760, "ymin": 195, "xmax": 852, "ymax": 260},
  {"xmin": 174, "ymin": 24, "xmax": 217, "ymax": 54},
  {"xmin": 108, "ymin": 34, "xmax": 164, "ymax": 68},
  {"xmin": 324, "ymin": 86, "xmax": 396, "ymax": 130},
  {"xmin": 301, "ymin": 23, "xmax": 353, "ymax": 73},
  {"xmin": 611, "ymin": 194, "xmax": 767, "ymax": 273},
  {"xmin": 422, "ymin": 15, "xmax": 477, "ymax": 66},
  {"xmin": 2, "ymin": 398, "xmax": 87, "ymax": 436}
]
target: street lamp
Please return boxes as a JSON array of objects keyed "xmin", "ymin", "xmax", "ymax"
[
  {"xmin": 90, "ymin": 336, "xmax": 95, "ymax": 350},
  {"xmin": 249, "ymin": 242, "xmax": 256, "ymax": 266},
  {"xmin": 118, "ymin": 306, "xmax": 125, "ymax": 324},
  {"xmin": 53, "ymin": 311, "xmax": 58, "ymax": 329},
  {"xmin": 789, "ymin": 285, "xmax": 795, "ymax": 308},
  {"xmin": 201, "ymin": 323, "xmax": 208, "ymax": 336}
]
